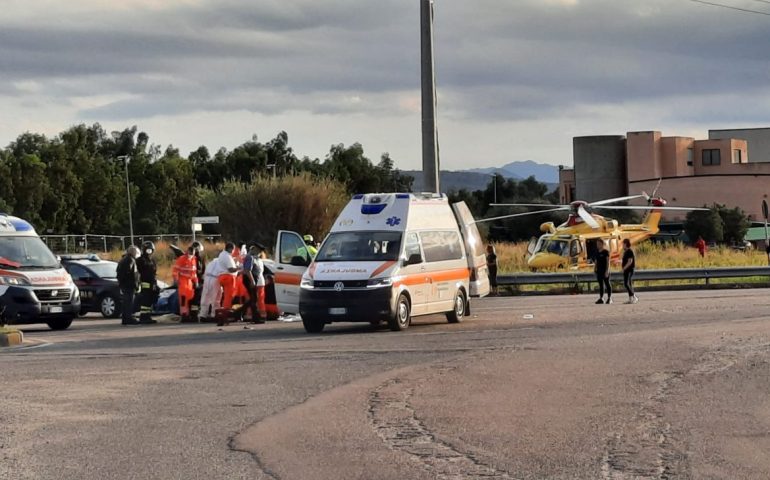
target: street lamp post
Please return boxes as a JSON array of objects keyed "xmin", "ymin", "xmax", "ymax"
[{"xmin": 117, "ymin": 155, "xmax": 135, "ymax": 247}]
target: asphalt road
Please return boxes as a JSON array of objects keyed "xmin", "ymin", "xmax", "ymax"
[{"xmin": 2, "ymin": 289, "xmax": 770, "ymax": 479}]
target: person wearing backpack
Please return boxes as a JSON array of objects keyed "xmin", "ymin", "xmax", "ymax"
[{"xmin": 117, "ymin": 245, "xmax": 141, "ymax": 325}]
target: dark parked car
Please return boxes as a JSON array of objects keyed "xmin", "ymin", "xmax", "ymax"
[{"xmin": 61, "ymin": 255, "xmax": 122, "ymax": 318}]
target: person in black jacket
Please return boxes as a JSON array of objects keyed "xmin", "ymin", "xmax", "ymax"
[
  {"xmin": 622, "ymin": 239, "xmax": 638, "ymax": 304},
  {"xmin": 594, "ymin": 239, "xmax": 611, "ymax": 304},
  {"xmin": 190, "ymin": 241, "xmax": 206, "ymax": 321},
  {"xmin": 116, "ymin": 245, "xmax": 141, "ymax": 325},
  {"xmin": 136, "ymin": 241, "xmax": 158, "ymax": 324}
]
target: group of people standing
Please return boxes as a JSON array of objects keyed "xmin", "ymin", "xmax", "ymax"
[
  {"xmin": 594, "ymin": 238, "xmax": 638, "ymax": 305},
  {"xmin": 197, "ymin": 242, "xmax": 268, "ymax": 324},
  {"xmin": 117, "ymin": 240, "xmax": 270, "ymax": 326},
  {"xmin": 116, "ymin": 241, "xmax": 163, "ymax": 325}
]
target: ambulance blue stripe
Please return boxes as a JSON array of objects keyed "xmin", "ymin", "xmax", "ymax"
[{"xmin": 352, "ymin": 194, "xmax": 364, "ymax": 200}]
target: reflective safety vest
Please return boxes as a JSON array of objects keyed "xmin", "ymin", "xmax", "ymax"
[{"xmin": 173, "ymin": 255, "xmax": 198, "ymax": 284}]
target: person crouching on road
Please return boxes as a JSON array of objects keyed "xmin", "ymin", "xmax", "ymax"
[
  {"xmin": 594, "ymin": 239, "xmax": 612, "ymax": 305},
  {"xmin": 621, "ymin": 239, "xmax": 638, "ymax": 304},
  {"xmin": 217, "ymin": 242, "xmax": 240, "ymax": 309},
  {"xmin": 117, "ymin": 245, "xmax": 141, "ymax": 325},
  {"xmin": 136, "ymin": 241, "xmax": 159, "ymax": 324},
  {"xmin": 174, "ymin": 246, "xmax": 198, "ymax": 322}
]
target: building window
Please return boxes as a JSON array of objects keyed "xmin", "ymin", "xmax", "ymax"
[
  {"xmin": 687, "ymin": 148, "xmax": 693, "ymax": 167},
  {"xmin": 702, "ymin": 149, "xmax": 721, "ymax": 166},
  {"xmin": 733, "ymin": 149, "xmax": 742, "ymax": 164}
]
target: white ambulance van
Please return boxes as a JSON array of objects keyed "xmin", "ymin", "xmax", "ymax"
[
  {"xmin": 0, "ymin": 214, "xmax": 81, "ymax": 330},
  {"xmin": 269, "ymin": 193, "xmax": 489, "ymax": 333}
]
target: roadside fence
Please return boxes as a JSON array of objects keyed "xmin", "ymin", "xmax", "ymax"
[{"xmin": 41, "ymin": 234, "xmax": 222, "ymax": 254}]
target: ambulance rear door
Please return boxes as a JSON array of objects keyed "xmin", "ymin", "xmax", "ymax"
[
  {"xmin": 451, "ymin": 201, "xmax": 490, "ymax": 297},
  {"xmin": 273, "ymin": 230, "xmax": 310, "ymax": 314}
]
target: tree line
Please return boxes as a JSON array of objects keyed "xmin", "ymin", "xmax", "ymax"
[{"xmin": 0, "ymin": 124, "xmax": 413, "ymax": 235}]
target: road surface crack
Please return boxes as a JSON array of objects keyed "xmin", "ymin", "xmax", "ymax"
[{"xmin": 368, "ymin": 374, "xmax": 514, "ymax": 480}]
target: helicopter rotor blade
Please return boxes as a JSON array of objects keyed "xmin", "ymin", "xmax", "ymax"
[
  {"xmin": 588, "ymin": 195, "xmax": 647, "ymax": 207},
  {"xmin": 489, "ymin": 203, "xmax": 570, "ymax": 208},
  {"xmin": 592, "ymin": 205, "xmax": 708, "ymax": 211},
  {"xmin": 577, "ymin": 205, "xmax": 601, "ymax": 229},
  {"xmin": 650, "ymin": 178, "xmax": 663, "ymax": 199},
  {"xmin": 474, "ymin": 207, "xmax": 568, "ymax": 224}
]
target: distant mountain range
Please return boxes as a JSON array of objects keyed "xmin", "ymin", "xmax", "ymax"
[{"xmin": 403, "ymin": 160, "xmax": 560, "ymax": 193}]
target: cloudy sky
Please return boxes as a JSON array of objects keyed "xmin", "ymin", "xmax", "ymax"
[{"xmin": 2, "ymin": 0, "xmax": 770, "ymax": 170}]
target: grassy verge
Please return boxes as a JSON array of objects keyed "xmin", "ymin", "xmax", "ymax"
[{"xmin": 495, "ymin": 241, "xmax": 768, "ymax": 273}]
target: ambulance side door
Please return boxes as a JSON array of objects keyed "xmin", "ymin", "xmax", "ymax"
[{"xmin": 273, "ymin": 230, "xmax": 310, "ymax": 314}]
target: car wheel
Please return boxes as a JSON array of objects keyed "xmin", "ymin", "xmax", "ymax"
[
  {"xmin": 446, "ymin": 289, "xmax": 466, "ymax": 324},
  {"xmin": 100, "ymin": 295, "xmax": 119, "ymax": 318},
  {"xmin": 388, "ymin": 294, "xmax": 411, "ymax": 331},
  {"xmin": 302, "ymin": 315, "xmax": 325, "ymax": 333},
  {"xmin": 47, "ymin": 317, "xmax": 73, "ymax": 330}
]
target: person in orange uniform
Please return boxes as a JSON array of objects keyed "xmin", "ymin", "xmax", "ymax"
[
  {"xmin": 173, "ymin": 246, "xmax": 198, "ymax": 322},
  {"xmin": 233, "ymin": 243, "xmax": 248, "ymax": 307},
  {"xmin": 217, "ymin": 242, "xmax": 239, "ymax": 309}
]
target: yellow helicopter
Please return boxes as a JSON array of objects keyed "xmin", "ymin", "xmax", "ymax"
[{"xmin": 479, "ymin": 191, "xmax": 705, "ymax": 270}]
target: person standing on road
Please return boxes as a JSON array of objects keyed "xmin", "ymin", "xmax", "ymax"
[
  {"xmin": 594, "ymin": 239, "xmax": 612, "ymax": 304},
  {"xmin": 486, "ymin": 244, "xmax": 498, "ymax": 296},
  {"xmin": 116, "ymin": 246, "xmax": 141, "ymax": 326},
  {"xmin": 242, "ymin": 244, "xmax": 267, "ymax": 324},
  {"xmin": 695, "ymin": 236, "xmax": 707, "ymax": 258},
  {"xmin": 621, "ymin": 239, "xmax": 638, "ymax": 304},
  {"xmin": 190, "ymin": 241, "xmax": 205, "ymax": 321},
  {"xmin": 136, "ymin": 241, "xmax": 158, "ymax": 324},
  {"xmin": 217, "ymin": 242, "xmax": 240, "ymax": 309},
  {"xmin": 173, "ymin": 246, "xmax": 198, "ymax": 323}
]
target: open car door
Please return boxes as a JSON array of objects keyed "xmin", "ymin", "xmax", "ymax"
[
  {"xmin": 273, "ymin": 230, "xmax": 311, "ymax": 314},
  {"xmin": 451, "ymin": 201, "xmax": 491, "ymax": 297}
]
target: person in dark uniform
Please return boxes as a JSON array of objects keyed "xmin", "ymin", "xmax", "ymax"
[
  {"xmin": 136, "ymin": 240, "xmax": 158, "ymax": 324},
  {"xmin": 486, "ymin": 244, "xmax": 498, "ymax": 296},
  {"xmin": 190, "ymin": 241, "xmax": 206, "ymax": 321},
  {"xmin": 621, "ymin": 239, "xmax": 638, "ymax": 304},
  {"xmin": 116, "ymin": 245, "xmax": 141, "ymax": 325},
  {"xmin": 594, "ymin": 239, "xmax": 611, "ymax": 304}
]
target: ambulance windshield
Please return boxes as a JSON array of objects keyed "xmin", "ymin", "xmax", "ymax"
[
  {"xmin": 0, "ymin": 236, "xmax": 60, "ymax": 269},
  {"xmin": 316, "ymin": 231, "xmax": 402, "ymax": 262}
]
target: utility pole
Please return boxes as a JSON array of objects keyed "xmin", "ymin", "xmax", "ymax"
[
  {"xmin": 421, "ymin": 0, "xmax": 440, "ymax": 193},
  {"xmin": 117, "ymin": 155, "xmax": 135, "ymax": 247}
]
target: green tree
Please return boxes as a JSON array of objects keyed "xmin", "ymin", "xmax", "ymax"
[
  {"xmin": 717, "ymin": 205, "xmax": 750, "ymax": 245},
  {"xmin": 684, "ymin": 206, "xmax": 723, "ymax": 244}
]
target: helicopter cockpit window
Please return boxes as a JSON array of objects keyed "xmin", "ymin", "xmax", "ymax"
[{"xmin": 534, "ymin": 237, "xmax": 569, "ymax": 257}]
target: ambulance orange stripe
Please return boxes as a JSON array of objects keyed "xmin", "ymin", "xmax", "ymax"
[
  {"xmin": 370, "ymin": 261, "xmax": 397, "ymax": 278},
  {"xmin": 275, "ymin": 272, "xmax": 302, "ymax": 285},
  {"xmin": 394, "ymin": 268, "xmax": 469, "ymax": 287}
]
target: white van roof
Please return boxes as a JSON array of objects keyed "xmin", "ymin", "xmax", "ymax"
[
  {"xmin": 330, "ymin": 193, "xmax": 459, "ymax": 233},
  {"xmin": 0, "ymin": 214, "xmax": 38, "ymax": 237}
]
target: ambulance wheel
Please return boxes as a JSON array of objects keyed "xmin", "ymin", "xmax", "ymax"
[
  {"xmin": 446, "ymin": 290, "xmax": 466, "ymax": 324},
  {"xmin": 302, "ymin": 315, "xmax": 325, "ymax": 333},
  {"xmin": 389, "ymin": 294, "xmax": 411, "ymax": 331},
  {"xmin": 47, "ymin": 317, "xmax": 73, "ymax": 330}
]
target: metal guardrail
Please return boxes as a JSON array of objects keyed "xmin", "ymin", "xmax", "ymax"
[{"xmin": 499, "ymin": 266, "xmax": 770, "ymax": 287}]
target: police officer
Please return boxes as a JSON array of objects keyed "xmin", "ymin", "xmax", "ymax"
[
  {"xmin": 117, "ymin": 245, "xmax": 141, "ymax": 325},
  {"xmin": 136, "ymin": 240, "xmax": 158, "ymax": 324}
]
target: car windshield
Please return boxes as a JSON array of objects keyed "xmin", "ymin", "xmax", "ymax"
[
  {"xmin": 0, "ymin": 236, "xmax": 60, "ymax": 269},
  {"xmin": 89, "ymin": 262, "xmax": 118, "ymax": 279},
  {"xmin": 316, "ymin": 231, "xmax": 402, "ymax": 262},
  {"xmin": 534, "ymin": 236, "xmax": 569, "ymax": 257}
]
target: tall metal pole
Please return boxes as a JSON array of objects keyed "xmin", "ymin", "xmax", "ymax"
[
  {"xmin": 421, "ymin": 0, "xmax": 439, "ymax": 193},
  {"xmin": 119, "ymin": 156, "xmax": 135, "ymax": 247}
]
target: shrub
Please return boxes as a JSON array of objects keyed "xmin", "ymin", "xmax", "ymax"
[{"xmin": 205, "ymin": 174, "xmax": 348, "ymax": 248}]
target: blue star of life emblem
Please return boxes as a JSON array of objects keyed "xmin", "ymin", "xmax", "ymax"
[{"xmin": 386, "ymin": 216, "xmax": 401, "ymax": 227}]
